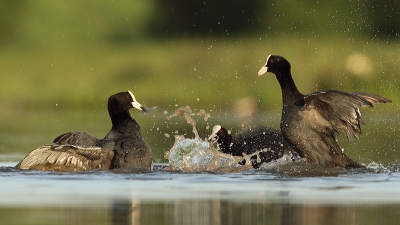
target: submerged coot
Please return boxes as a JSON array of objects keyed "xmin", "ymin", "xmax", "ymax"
[
  {"xmin": 209, "ymin": 125, "xmax": 297, "ymax": 168},
  {"xmin": 258, "ymin": 54, "xmax": 391, "ymax": 168},
  {"xmin": 16, "ymin": 91, "xmax": 153, "ymax": 171}
]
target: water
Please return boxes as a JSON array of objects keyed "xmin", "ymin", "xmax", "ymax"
[
  {"xmin": 1, "ymin": 107, "xmax": 400, "ymax": 224},
  {"xmin": 1, "ymin": 162, "xmax": 400, "ymax": 225},
  {"xmin": 164, "ymin": 106, "xmax": 252, "ymax": 172}
]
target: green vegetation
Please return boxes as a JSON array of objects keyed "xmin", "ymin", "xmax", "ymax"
[
  {"xmin": 0, "ymin": 1, "xmax": 399, "ymax": 164},
  {"xmin": 1, "ymin": 1, "xmax": 398, "ymax": 110}
]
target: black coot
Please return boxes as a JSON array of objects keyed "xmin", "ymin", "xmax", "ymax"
[
  {"xmin": 258, "ymin": 54, "xmax": 391, "ymax": 168},
  {"xmin": 16, "ymin": 91, "xmax": 153, "ymax": 171},
  {"xmin": 209, "ymin": 125, "xmax": 297, "ymax": 168}
]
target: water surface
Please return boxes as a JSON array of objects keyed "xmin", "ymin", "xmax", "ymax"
[
  {"xmin": 1, "ymin": 161, "xmax": 400, "ymax": 225},
  {"xmin": 1, "ymin": 107, "xmax": 399, "ymax": 224}
]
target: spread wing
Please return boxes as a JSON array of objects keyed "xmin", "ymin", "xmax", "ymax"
[
  {"xmin": 351, "ymin": 92, "xmax": 392, "ymax": 105},
  {"xmin": 16, "ymin": 145, "xmax": 112, "ymax": 171},
  {"xmin": 304, "ymin": 90, "xmax": 391, "ymax": 141},
  {"xmin": 53, "ymin": 131, "xmax": 99, "ymax": 147}
]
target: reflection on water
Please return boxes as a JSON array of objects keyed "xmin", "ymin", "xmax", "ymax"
[
  {"xmin": 2, "ymin": 200, "xmax": 400, "ymax": 225},
  {"xmin": 1, "ymin": 162, "xmax": 400, "ymax": 225},
  {"xmin": 1, "ymin": 106, "xmax": 400, "ymax": 224}
]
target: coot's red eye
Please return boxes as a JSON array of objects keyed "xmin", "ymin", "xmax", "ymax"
[
  {"xmin": 269, "ymin": 59, "xmax": 273, "ymax": 63},
  {"xmin": 126, "ymin": 95, "xmax": 131, "ymax": 100}
]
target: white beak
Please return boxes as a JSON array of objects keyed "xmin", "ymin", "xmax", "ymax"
[
  {"xmin": 128, "ymin": 91, "xmax": 143, "ymax": 111},
  {"xmin": 258, "ymin": 54, "xmax": 272, "ymax": 76}
]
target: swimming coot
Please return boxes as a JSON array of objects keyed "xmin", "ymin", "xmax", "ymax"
[
  {"xmin": 258, "ymin": 54, "xmax": 391, "ymax": 168},
  {"xmin": 209, "ymin": 125, "xmax": 297, "ymax": 168},
  {"xmin": 16, "ymin": 91, "xmax": 153, "ymax": 172}
]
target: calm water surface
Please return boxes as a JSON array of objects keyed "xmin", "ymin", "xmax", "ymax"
[{"xmin": 1, "ymin": 161, "xmax": 400, "ymax": 225}]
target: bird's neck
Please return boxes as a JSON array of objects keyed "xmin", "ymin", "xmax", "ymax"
[
  {"xmin": 109, "ymin": 112, "xmax": 141, "ymax": 137},
  {"xmin": 275, "ymin": 70, "xmax": 303, "ymax": 103}
]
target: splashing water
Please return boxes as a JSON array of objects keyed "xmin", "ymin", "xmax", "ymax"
[
  {"xmin": 161, "ymin": 106, "xmax": 398, "ymax": 176},
  {"xmin": 163, "ymin": 106, "xmax": 311, "ymax": 173},
  {"xmin": 166, "ymin": 105, "xmax": 200, "ymax": 139},
  {"xmin": 164, "ymin": 106, "xmax": 253, "ymax": 172}
]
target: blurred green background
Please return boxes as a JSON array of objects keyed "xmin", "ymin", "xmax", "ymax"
[{"xmin": 0, "ymin": 0, "xmax": 399, "ymax": 165}]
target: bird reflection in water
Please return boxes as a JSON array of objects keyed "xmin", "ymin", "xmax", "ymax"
[{"xmin": 109, "ymin": 198, "xmax": 363, "ymax": 225}]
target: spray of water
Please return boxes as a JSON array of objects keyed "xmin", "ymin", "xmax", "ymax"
[{"xmin": 164, "ymin": 106, "xmax": 253, "ymax": 172}]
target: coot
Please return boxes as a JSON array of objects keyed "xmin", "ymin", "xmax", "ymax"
[
  {"xmin": 258, "ymin": 54, "xmax": 391, "ymax": 168},
  {"xmin": 16, "ymin": 91, "xmax": 153, "ymax": 171},
  {"xmin": 209, "ymin": 125, "xmax": 297, "ymax": 168}
]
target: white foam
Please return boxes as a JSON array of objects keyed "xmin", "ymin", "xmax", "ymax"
[{"xmin": 165, "ymin": 135, "xmax": 246, "ymax": 172}]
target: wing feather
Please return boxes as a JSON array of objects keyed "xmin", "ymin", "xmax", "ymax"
[
  {"xmin": 16, "ymin": 145, "xmax": 106, "ymax": 171},
  {"xmin": 304, "ymin": 90, "xmax": 390, "ymax": 141},
  {"xmin": 53, "ymin": 131, "xmax": 98, "ymax": 147}
]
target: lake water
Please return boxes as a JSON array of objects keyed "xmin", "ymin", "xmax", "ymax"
[
  {"xmin": 1, "ymin": 107, "xmax": 400, "ymax": 224},
  {"xmin": 1, "ymin": 161, "xmax": 400, "ymax": 225}
]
